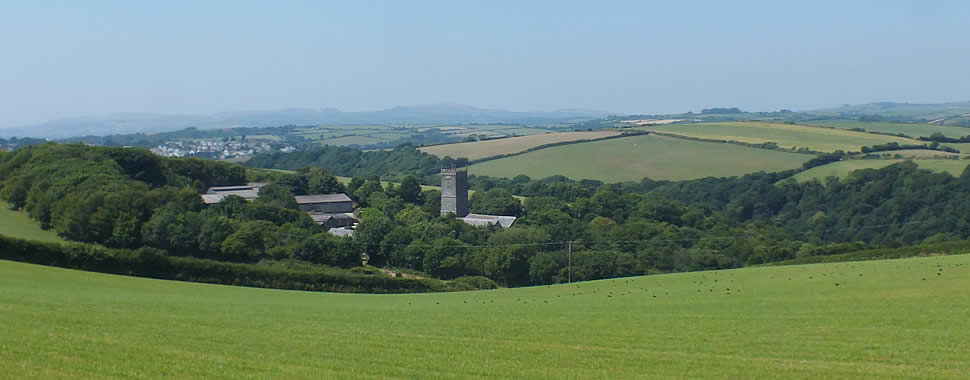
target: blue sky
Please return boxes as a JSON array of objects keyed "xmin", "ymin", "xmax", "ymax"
[{"xmin": 1, "ymin": 0, "xmax": 968, "ymax": 126}]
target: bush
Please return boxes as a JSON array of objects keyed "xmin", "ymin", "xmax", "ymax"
[
  {"xmin": 764, "ymin": 240, "xmax": 970, "ymax": 266},
  {"xmin": 0, "ymin": 234, "xmax": 451, "ymax": 294},
  {"xmin": 452, "ymin": 275, "xmax": 499, "ymax": 290}
]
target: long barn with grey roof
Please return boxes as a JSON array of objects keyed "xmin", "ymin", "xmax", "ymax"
[{"xmin": 295, "ymin": 194, "xmax": 353, "ymax": 213}]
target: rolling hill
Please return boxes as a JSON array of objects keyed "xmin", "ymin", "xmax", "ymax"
[
  {"xmin": 418, "ymin": 130, "xmax": 622, "ymax": 161},
  {"xmin": 469, "ymin": 134, "xmax": 812, "ymax": 182},
  {"xmin": 801, "ymin": 120, "xmax": 970, "ymax": 139},
  {"xmin": 0, "ymin": 105, "xmax": 606, "ymax": 139}
]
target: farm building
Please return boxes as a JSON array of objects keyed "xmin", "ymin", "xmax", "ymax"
[
  {"xmin": 201, "ymin": 185, "xmax": 358, "ymax": 234},
  {"xmin": 462, "ymin": 214, "xmax": 517, "ymax": 229},
  {"xmin": 440, "ymin": 167, "xmax": 516, "ymax": 228},
  {"xmin": 201, "ymin": 183, "xmax": 266, "ymax": 204},
  {"xmin": 294, "ymin": 194, "xmax": 353, "ymax": 213},
  {"xmin": 309, "ymin": 212, "xmax": 356, "ymax": 229}
]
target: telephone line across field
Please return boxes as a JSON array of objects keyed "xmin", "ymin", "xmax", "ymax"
[{"xmin": 343, "ymin": 219, "xmax": 929, "ymax": 249}]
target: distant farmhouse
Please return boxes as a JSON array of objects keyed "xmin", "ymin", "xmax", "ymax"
[
  {"xmin": 440, "ymin": 167, "xmax": 516, "ymax": 228},
  {"xmin": 200, "ymin": 183, "xmax": 357, "ymax": 233}
]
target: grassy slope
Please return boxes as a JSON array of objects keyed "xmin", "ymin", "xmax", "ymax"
[
  {"xmin": 419, "ymin": 131, "xmax": 622, "ymax": 161},
  {"xmin": 0, "ymin": 202, "xmax": 63, "ymax": 243},
  {"xmin": 791, "ymin": 159, "xmax": 970, "ymax": 182},
  {"xmin": 3, "ymin": 255, "xmax": 970, "ymax": 378},
  {"xmin": 802, "ymin": 120, "xmax": 970, "ymax": 138},
  {"xmin": 471, "ymin": 134, "xmax": 811, "ymax": 182},
  {"xmin": 646, "ymin": 122, "xmax": 922, "ymax": 152}
]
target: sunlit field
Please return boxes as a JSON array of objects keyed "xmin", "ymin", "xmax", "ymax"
[{"xmin": 3, "ymin": 254, "xmax": 969, "ymax": 378}]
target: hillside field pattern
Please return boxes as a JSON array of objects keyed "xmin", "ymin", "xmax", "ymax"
[
  {"xmin": 646, "ymin": 122, "xmax": 923, "ymax": 153},
  {"xmin": 802, "ymin": 120, "xmax": 970, "ymax": 139}
]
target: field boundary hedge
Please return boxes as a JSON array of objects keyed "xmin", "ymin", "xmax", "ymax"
[
  {"xmin": 764, "ymin": 240, "xmax": 970, "ymax": 266},
  {"xmin": 0, "ymin": 234, "xmax": 465, "ymax": 293}
]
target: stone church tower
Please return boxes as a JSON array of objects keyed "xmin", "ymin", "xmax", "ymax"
[{"xmin": 440, "ymin": 167, "xmax": 469, "ymax": 217}]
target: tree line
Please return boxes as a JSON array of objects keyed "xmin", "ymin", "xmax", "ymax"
[{"xmin": 5, "ymin": 143, "xmax": 970, "ymax": 290}]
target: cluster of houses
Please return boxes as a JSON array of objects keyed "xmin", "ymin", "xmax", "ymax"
[
  {"xmin": 152, "ymin": 139, "xmax": 296, "ymax": 160},
  {"xmin": 200, "ymin": 168, "xmax": 516, "ymax": 237}
]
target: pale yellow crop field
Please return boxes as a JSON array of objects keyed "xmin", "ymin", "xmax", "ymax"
[{"xmin": 419, "ymin": 131, "xmax": 622, "ymax": 161}]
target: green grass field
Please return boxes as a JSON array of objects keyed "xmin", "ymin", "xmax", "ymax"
[
  {"xmin": 940, "ymin": 142, "xmax": 970, "ymax": 153},
  {"xmin": 646, "ymin": 122, "xmax": 922, "ymax": 153},
  {"xmin": 791, "ymin": 159, "xmax": 970, "ymax": 182},
  {"xmin": 3, "ymin": 254, "xmax": 970, "ymax": 378},
  {"xmin": 0, "ymin": 202, "xmax": 63, "ymax": 243},
  {"xmin": 470, "ymin": 134, "xmax": 812, "ymax": 182},
  {"xmin": 802, "ymin": 120, "xmax": 970, "ymax": 139}
]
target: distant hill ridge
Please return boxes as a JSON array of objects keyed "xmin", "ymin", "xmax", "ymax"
[{"xmin": 0, "ymin": 104, "xmax": 608, "ymax": 139}]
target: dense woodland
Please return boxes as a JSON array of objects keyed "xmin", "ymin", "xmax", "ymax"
[{"xmin": 4, "ymin": 143, "xmax": 970, "ymax": 289}]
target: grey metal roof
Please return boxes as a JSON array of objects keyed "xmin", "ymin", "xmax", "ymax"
[
  {"xmin": 201, "ymin": 190, "xmax": 260, "ymax": 204},
  {"xmin": 328, "ymin": 227, "xmax": 355, "ymax": 237},
  {"xmin": 294, "ymin": 193, "xmax": 352, "ymax": 204},
  {"xmin": 462, "ymin": 213, "xmax": 517, "ymax": 229},
  {"xmin": 308, "ymin": 212, "xmax": 356, "ymax": 224},
  {"xmin": 201, "ymin": 194, "xmax": 225, "ymax": 204}
]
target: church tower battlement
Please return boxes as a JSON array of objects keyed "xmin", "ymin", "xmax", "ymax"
[{"xmin": 440, "ymin": 167, "xmax": 469, "ymax": 217}]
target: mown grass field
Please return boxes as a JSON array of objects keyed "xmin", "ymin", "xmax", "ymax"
[
  {"xmin": 646, "ymin": 122, "xmax": 922, "ymax": 152},
  {"xmin": 0, "ymin": 202, "xmax": 63, "ymax": 243},
  {"xmin": 470, "ymin": 134, "xmax": 812, "ymax": 182},
  {"xmin": 3, "ymin": 254, "xmax": 970, "ymax": 378},
  {"xmin": 940, "ymin": 142, "xmax": 970, "ymax": 153},
  {"xmin": 791, "ymin": 159, "xmax": 970, "ymax": 182},
  {"xmin": 419, "ymin": 131, "xmax": 622, "ymax": 161},
  {"xmin": 802, "ymin": 120, "xmax": 970, "ymax": 139}
]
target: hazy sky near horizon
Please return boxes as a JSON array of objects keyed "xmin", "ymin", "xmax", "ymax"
[{"xmin": 1, "ymin": 0, "xmax": 969, "ymax": 127}]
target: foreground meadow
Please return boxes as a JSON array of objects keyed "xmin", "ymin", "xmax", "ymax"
[{"xmin": 2, "ymin": 254, "xmax": 969, "ymax": 379}]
